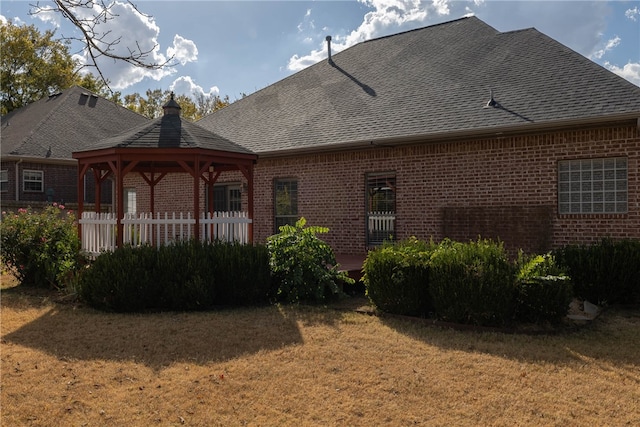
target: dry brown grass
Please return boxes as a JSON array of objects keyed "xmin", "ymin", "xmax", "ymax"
[{"xmin": 2, "ymin": 277, "xmax": 639, "ymax": 426}]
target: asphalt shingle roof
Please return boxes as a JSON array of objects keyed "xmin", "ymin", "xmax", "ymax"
[
  {"xmin": 86, "ymin": 110, "xmax": 254, "ymax": 155},
  {"xmin": 1, "ymin": 86, "xmax": 149, "ymax": 160},
  {"xmin": 197, "ymin": 17, "xmax": 640, "ymax": 154}
]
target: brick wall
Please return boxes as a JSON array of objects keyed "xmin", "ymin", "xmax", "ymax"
[
  {"xmin": 0, "ymin": 161, "xmax": 111, "ymax": 206},
  {"xmin": 252, "ymin": 122, "xmax": 639, "ymax": 255},
  {"xmin": 124, "ymin": 122, "xmax": 640, "ymax": 256}
]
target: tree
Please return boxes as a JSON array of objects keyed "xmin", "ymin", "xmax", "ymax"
[
  {"xmin": 123, "ymin": 89, "xmax": 230, "ymax": 121},
  {"xmin": 1, "ymin": 21, "xmax": 77, "ymax": 114},
  {"xmin": 30, "ymin": 0, "xmax": 174, "ymax": 89}
]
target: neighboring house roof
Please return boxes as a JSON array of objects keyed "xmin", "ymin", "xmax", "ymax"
[
  {"xmin": 197, "ymin": 16, "xmax": 640, "ymax": 156},
  {"xmin": 84, "ymin": 96, "xmax": 254, "ymax": 155},
  {"xmin": 1, "ymin": 85, "xmax": 149, "ymax": 163}
]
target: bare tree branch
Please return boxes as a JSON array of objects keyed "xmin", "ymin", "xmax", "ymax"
[{"xmin": 29, "ymin": 0, "xmax": 176, "ymax": 91}]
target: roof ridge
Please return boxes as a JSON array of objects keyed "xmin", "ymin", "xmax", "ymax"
[{"xmin": 361, "ymin": 16, "xmax": 479, "ymax": 44}]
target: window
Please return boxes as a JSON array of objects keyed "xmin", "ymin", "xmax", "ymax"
[
  {"xmin": 23, "ymin": 170, "xmax": 44, "ymax": 192},
  {"xmin": 274, "ymin": 179, "xmax": 298, "ymax": 232},
  {"xmin": 366, "ymin": 172, "xmax": 396, "ymax": 246},
  {"xmin": 123, "ymin": 188, "xmax": 137, "ymax": 214},
  {"xmin": 210, "ymin": 184, "xmax": 242, "ymax": 212},
  {"xmin": 0, "ymin": 170, "xmax": 7, "ymax": 192},
  {"xmin": 558, "ymin": 157, "xmax": 627, "ymax": 214}
]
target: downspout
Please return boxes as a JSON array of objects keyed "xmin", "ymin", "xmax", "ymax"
[{"xmin": 14, "ymin": 159, "xmax": 22, "ymax": 201}]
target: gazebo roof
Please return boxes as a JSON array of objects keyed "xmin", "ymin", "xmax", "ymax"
[{"xmin": 76, "ymin": 96, "xmax": 254, "ymax": 155}]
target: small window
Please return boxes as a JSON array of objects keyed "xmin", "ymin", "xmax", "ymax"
[
  {"xmin": 366, "ymin": 172, "xmax": 396, "ymax": 246},
  {"xmin": 558, "ymin": 157, "xmax": 627, "ymax": 214},
  {"xmin": 274, "ymin": 179, "xmax": 298, "ymax": 232},
  {"xmin": 23, "ymin": 170, "xmax": 43, "ymax": 192},
  {"xmin": 211, "ymin": 184, "xmax": 242, "ymax": 212},
  {"xmin": 0, "ymin": 170, "xmax": 7, "ymax": 192},
  {"xmin": 123, "ymin": 188, "xmax": 137, "ymax": 214}
]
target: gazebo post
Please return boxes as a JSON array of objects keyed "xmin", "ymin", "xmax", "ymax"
[
  {"xmin": 116, "ymin": 156, "xmax": 124, "ymax": 248},
  {"xmin": 193, "ymin": 156, "xmax": 200, "ymax": 241},
  {"xmin": 76, "ymin": 162, "xmax": 90, "ymax": 241}
]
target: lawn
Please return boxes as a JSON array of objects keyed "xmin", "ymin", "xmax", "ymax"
[{"xmin": 1, "ymin": 277, "xmax": 639, "ymax": 426}]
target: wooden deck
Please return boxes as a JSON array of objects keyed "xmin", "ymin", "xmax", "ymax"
[{"xmin": 335, "ymin": 254, "xmax": 367, "ymax": 281}]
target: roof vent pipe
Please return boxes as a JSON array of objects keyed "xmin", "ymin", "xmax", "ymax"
[{"xmin": 326, "ymin": 35, "xmax": 332, "ymax": 62}]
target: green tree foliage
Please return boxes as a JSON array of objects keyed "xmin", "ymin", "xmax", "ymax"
[
  {"xmin": 1, "ymin": 21, "xmax": 77, "ymax": 114},
  {"xmin": 124, "ymin": 89, "xmax": 230, "ymax": 120}
]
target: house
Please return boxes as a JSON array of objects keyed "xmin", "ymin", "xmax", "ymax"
[
  {"xmin": 190, "ymin": 16, "xmax": 640, "ymax": 255},
  {"xmin": 12, "ymin": 17, "xmax": 640, "ymax": 258},
  {"xmin": 0, "ymin": 85, "xmax": 149, "ymax": 210}
]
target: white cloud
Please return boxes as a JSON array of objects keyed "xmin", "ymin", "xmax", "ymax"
[
  {"xmin": 169, "ymin": 76, "xmax": 220, "ymax": 98},
  {"xmin": 591, "ymin": 36, "xmax": 621, "ymax": 60},
  {"xmin": 166, "ymin": 34, "xmax": 198, "ymax": 66},
  {"xmin": 625, "ymin": 7, "xmax": 639, "ymax": 21},
  {"xmin": 0, "ymin": 15, "xmax": 7, "ymax": 25},
  {"xmin": 30, "ymin": 5, "xmax": 61, "ymax": 27},
  {"xmin": 287, "ymin": 0, "xmax": 440, "ymax": 71},
  {"xmin": 604, "ymin": 61, "xmax": 640, "ymax": 87}
]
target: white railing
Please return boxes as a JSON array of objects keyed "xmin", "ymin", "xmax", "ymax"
[
  {"xmin": 79, "ymin": 211, "xmax": 252, "ymax": 256},
  {"xmin": 367, "ymin": 211, "xmax": 395, "ymax": 244}
]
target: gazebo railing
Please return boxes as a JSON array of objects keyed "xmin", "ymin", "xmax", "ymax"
[{"xmin": 79, "ymin": 211, "xmax": 252, "ymax": 256}]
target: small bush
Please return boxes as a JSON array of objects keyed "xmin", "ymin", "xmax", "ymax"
[
  {"xmin": 429, "ymin": 239, "xmax": 515, "ymax": 327},
  {"xmin": 78, "ymin": 240, "xmax": 271, "ymax": 312},
  {"xmin": 363, "ymin": 237, "xmax": 435, "ymax": 316},
  {"xmin": 267, "ymin": 217, "xmax": 353, "ymax": 303},
  {"xmin": 514, "ymin": 253, "xmax": 573, "ymax": 324},
  {"xmin": 554, "ymin": 239, "xmax": 640, "ymax": 305},
  {"xmin": 0, "ymin": 204, "xmax": 82, "ymax": 288}
]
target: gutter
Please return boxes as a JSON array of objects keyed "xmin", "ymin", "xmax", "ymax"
[
  {"xmin": 2, "ymin": 155, "xmax": 78, "ymax": 166},
  {"xmin": 256, "ymin": 113, "xmax": 640, "ymax": 158},
  {"xmin": 14, "ymin": 159, "xmax": 22, "ymax": 201}
]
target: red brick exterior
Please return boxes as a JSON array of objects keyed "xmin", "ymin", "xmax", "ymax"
[
  {"xmin": 119, "ymin": 122, "xmax": 640, "ymax": 256},
  {"xmin": 0, "ymin": 161, "xmax": 109, "ymax": 206}
]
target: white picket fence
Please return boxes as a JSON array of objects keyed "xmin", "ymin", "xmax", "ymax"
[
  {"xmin": 367, "ymin": 211, "xmax": 395, "ymax": 244},
  {"xmin": 79, "ymin": 211, "xmax": 252, "ymax": 256}
]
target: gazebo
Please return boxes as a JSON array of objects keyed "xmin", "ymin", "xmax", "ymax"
[{"xmin": 72, "ymin": 94, "xmax": 258, "ymax": 254}]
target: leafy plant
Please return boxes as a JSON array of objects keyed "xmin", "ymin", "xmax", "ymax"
[
  {"xmin": 429, "ymin": 239, "xmax": 515, "ymax": 327},
  {"xmin": 363, "ymin": 237, "xmax": 435, "ymax": 316},
  {"xmin": 514, "ymin": 253, "xmax": 572, "ymax": 324},
  {"xmin": 0, "ymin": 204, "xmax": 82, "ymax": 288},
  {"xmin": 554, "ymin": 239, "xmax": 640, "ymax": 305},
  {"xmin": 267, "ymin": 217, "xmax": 353, "ymax": 303},
  {"xmin": 78, "ymin": 240, "xmax": 271, "ymax": 312}
]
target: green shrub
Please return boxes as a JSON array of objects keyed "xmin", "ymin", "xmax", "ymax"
[
  {"xmin": 78, "ymin": 240, "xmax": 271, "ymax": 312},
  {"xmin": 0, "ymin": 204, "xmax": 83, "ymax": 288},
  {"xmin": 267, "ymin": 217, "xmax": 353, "ymax": 303},
  {"xmin": 514, "ymin": 253, "xmax": 573, "ymax": 324},
  {"xmin": 429, "ymin": 239, "xmax": 515, "ymax": 327},
  {"xmin": 362, "ymin": 237, "xmax": 435, "ymax": 316},
  {"xmin": 554, "ymin": 239, "xmax": 640, "ymax": 305}
]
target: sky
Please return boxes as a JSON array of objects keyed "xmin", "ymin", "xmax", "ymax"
[{"xmin": 1, "ymin": 0, "xmax": 639, "ymax": 100}]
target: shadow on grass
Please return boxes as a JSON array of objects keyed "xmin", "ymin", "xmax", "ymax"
[
  {"xmin": 377, "ymin": 308, "xmax": 640, "ymax": 367},
  {"xmin": 2, "ymin": 293, "xmax": 305, "ymax": 370}
]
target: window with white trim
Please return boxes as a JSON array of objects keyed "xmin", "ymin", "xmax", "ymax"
[
  {"xmin": 210, "ymin": 184, "xmax": 242, "ymax": 212},
  {"xmin": 558, "ymin": 157, "xmax": 627, "ymax": 214},
  {"xmin": 366, "ymin": 172, "xmax": 396, "ymax": 246},
  {"xmin": 123, "ymin": 188, "xmax": 137, "ymax": 214},
  {"xmin": 0, "ymin": 170, "xmax": 7, "ymax": 192},
  {"xmin": 23, "ymin": 170, "xmax": 44, "ymax": 192}
]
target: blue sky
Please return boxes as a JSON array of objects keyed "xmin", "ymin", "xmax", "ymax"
[{"xmin": 2, "ymin": 1, "xmax": 639, "ymax": 100}]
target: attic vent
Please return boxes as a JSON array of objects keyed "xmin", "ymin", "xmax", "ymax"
[
  {"xmin": 485, "ymin": 89, "xmax": 498, "ymax": 108},
  {"xmin": 326, "ymin": 35, "xmax": 332, "ymax": 62}
]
